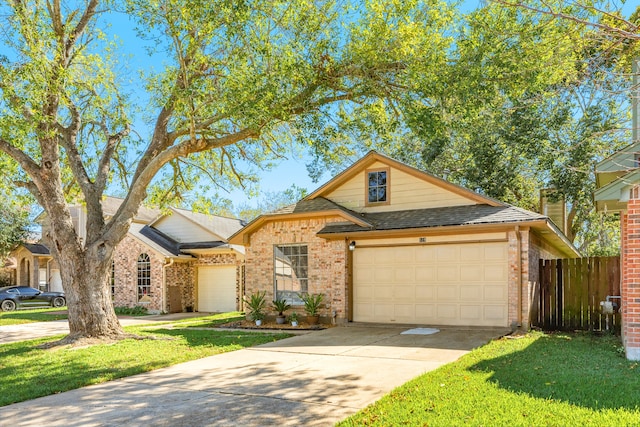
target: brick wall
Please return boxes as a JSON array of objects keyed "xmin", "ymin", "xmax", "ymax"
[
  {"xmin": 622, "ymin": 186, "xmax": 640, "ymax": 360},
  {"xmin": 112, "ymin": 234, "xmax": 165, "ymax": 313},
  {"xmin": 165, "ymin": 261, "xmax": 195, "ymax": 313},
  {"xmin": 244, "ymin": 217, "xmax": 347, "ymax": 322}
]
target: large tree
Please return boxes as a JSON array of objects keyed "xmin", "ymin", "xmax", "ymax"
[
  {"xmin": 305, "ymin": 1, "xmax": 635, "ymax": 254},
  {"xmin": 0, "ymin": 0, "xmax": 453, "ymax": 341}
]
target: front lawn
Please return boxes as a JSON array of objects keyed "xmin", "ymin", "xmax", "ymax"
[
  {"xmin": 0, "ymin": 313, "xmax": 292, "ymax": 406},
  {"xmin": 339, "ymin": 331, "xmax": 640, "ymax": 426},
  {"xmin": 0, "ymin": 307, "xmax": 68, "ymax": 325}
]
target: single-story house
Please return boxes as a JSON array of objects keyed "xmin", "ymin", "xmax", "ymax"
[
  {"xmin": 6, "ymin": 197, "xmax": 245, "ymax": 314},
  {"xmin": 595, "ymin": 140, "xmax": 640, "ymax": 360},
  {"xmin": 230, "ymin": 151, "xmax": 579, "ymax": 328}
]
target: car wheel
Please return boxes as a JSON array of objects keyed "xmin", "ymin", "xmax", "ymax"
[
  {"xmin": 52, "ymin": 297, "xmax": 66, "ymax": 308},
  {"xmin": 1, "ymin": 299, "xmax": 16, "ymax": 311}
]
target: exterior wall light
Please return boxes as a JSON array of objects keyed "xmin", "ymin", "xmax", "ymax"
[{"xmin": 349, "ymin": 241, "xmax": 356, "ymax": 251}]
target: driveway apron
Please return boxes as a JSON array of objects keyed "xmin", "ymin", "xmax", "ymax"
[{"xmin": 0, "ymin": 325, "xmax": 508, "ymax": 426}]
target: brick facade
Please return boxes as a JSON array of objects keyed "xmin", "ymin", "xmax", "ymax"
[
  {"xmin": 112, "ymin": 234, "xmax": 166, "ymax": 312},
  {"xmin": 246, "ymin": 218, "xmax": 559, "ymax": 328},
  {"xmin": 245, "ymin": 216, "xmax": 347, "ymax": 322},
  {"xmin": 165, "ymin": 261, "xmax": 195, "ymax": 313},
  {"xmin": 621, "ymin": 186, "xmax": 640, "ymax": 360}
]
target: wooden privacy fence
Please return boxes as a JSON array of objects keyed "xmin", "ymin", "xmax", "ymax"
[{"xmin": 533, "ymin": 257, "xmax": 620, "ymax": 332}]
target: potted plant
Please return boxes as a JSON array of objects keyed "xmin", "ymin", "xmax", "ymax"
[
  {"xmin": 298, "ymin": 292, "xmax": 324, "ymax": 325},
  {"xmin": 272, "ymin": 298, "xmax": 291, "ymax": 324},
  {"xmin": 288, "ymin": 311, "xmax": 299, "ymax": 327},
  {"xmin": 244, "ymin": 291, "xmax": 267, "ymax": 326}
]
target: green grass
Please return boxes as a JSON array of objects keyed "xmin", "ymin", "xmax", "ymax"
[
  {"xmin": 0, "ymin": 307, "xmax": 68, "ymax": 325},
  {"xmin": 0, "ymin": 317, "xmax": 292, "ymax": 407},
  {"xmin": 339, "ymin": 331, "xmax": 640, "ymax": 426},
  {"xmin": 182, "ymin": 312, "xmax": 245, "ymax": 327}
]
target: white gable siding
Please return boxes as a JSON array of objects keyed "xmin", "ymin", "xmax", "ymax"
[
  {"xmin": 153, "ymin": 214, "xmax": 222, "ymax": 242},
  {"xmin": 325, "ymin": 161, "xmax": 477, "ymax": 213}
]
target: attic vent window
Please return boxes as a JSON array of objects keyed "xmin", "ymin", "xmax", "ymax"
[{"xmin": 367, "ymin": 168, "xmax": 389, "ymax": 205}]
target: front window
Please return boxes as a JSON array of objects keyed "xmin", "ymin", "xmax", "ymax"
[
  {"xmin": 274, "ymin": 244, "xmax": 308, "ymax": 304},
  {"xmin": 137, "ymin": 254, "xmax": 151, "ymax": 302},
  {"xmin": 367, "ymin": 168, "xmax": 388, "ymax": 204}
]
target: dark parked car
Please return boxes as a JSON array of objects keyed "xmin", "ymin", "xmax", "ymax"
[{"xmin": 0, "ymin": 286, "xmax": 66, "ymax": 311}]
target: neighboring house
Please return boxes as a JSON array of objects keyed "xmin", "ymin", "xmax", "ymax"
[
  {"xmin": 6, "ymin": 197, "xmax": 245, "ymax": 314},
  {"xmin": 595, "ymin": 140, "xmax": 640, "ymax": 360},
  {"xmin": 230, "ymin": 151, "xmax": 578, "ymax": 328}
]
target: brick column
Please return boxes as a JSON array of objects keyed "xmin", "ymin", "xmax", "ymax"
[{"xmin": 622, "ymin": 185, "xmax": 640, "ymax": 360}]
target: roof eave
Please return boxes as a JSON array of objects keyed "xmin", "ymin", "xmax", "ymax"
[{"xmin": 229, "ymin": 209, "xmax": 372, "ymax": 245}]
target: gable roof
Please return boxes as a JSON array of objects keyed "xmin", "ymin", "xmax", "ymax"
[
  {"xmin": 20, "ymin": 243, "xmax": 51, "ymax": 256},
  {"xmin": 594, "ymin": 168, "xmax": 640, "ymax": 213},
  {"xmin": 228, "ymin": 197, "xmax": 371, "ymax": 244},
  {"xmin": 230, "ymin": 151, "xmax": 579, "ymax": 256},
  {"xmin": 304, "ymin": 151, "xmax": 503, "ymax": 207},
  {"xmin": 595, "ymin": 141, "xmax": 640, "ymax": 189},
  {"xmin": 157, "ymin": 207, "xmax": 245, "ymax": 241}
]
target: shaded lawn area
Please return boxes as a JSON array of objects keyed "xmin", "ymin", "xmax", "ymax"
[
  {"xmin": 0, "ymin": 307, "xmax": 68, "ymax": 325},
  {"xmin": 0, "ymin": 320, "xmax": 292, "ymax": 407},
  {"xmin": 339, "ymin": 331, "xmax": 640, "ymax": 426}
]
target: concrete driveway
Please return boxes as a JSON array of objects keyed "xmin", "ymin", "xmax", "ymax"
[{"xmin": 1, "ymin": 324, "xmax": 508, "ymax": 426}]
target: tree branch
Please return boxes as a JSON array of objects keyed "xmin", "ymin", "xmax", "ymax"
[{"xmin": 491, "ymin": 0, "xmax": 640, "ymax": 40}]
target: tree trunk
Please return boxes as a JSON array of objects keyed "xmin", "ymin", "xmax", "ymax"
[{"xmin": 56, "ymin": 245, "xmax": 124, "ymax": 340}]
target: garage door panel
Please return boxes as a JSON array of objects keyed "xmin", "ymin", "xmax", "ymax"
[
  {"xmin": 460, "ymin": 265, "xmax": 483, "ymax": 281},
  {"xmin": 394, "ymin": 285, "xmax": 415, "ymax": 300},
  {"xmin": 354, "ymin": 268, "xmax": 375, "ymax": 283},
  {"xmin": 436, "ymin": 245, "xmax": 457, "ymax": 260},
  {"xmin": 437, "ymin": 266, "xmax": 458, "ymax": 281},
  {"xmin": 460, "ymin": 245, "xmax": 483, "ymax": 260},
  {"xmin": 460, "ymin": 305, "xmax": 481, "ymax": 321},
  {"xmin": 354, "ymin": 303, "xmax": 374, "ymax": 322},
  {"xmin": 374, "ymin": 303, "xmax": 394, "ymax": 319},
  {"xmin": 484, "ymin": 265, "xmax": 507, "ymax": 281},
  {"xmin": 460, "ymin": 285, "xmax": 482, "ymax": 300},
  {"xmin": 484, "ymin": 305, "xmax": 507, "ymax": 320},
  {"xmin": 354, "ymin": 284, "xmax": 374, "ymax": 301},
  {"xmin": 414, "ymin": 304, "xmax": 436, "ymax": 322},
  {"xmin": 374, "ymin": 286, "xmax": 393, "ymax": 299},
  {"xmin": 395, "ymin": 267, "xmax": 414, "ymax": 282},
  {"xmin": 415, "ymin": 285, "xmax": 435, "ymax": 300},
  {"xmin": 484, "ymin": 285, "xmax": 507, "ymax": 301},
  {"xmin": 437, "ymin": 285, "xmax": 457, "ymax": 300},
  {"xmin": 415, "ymin": 266, "xmax": 436, "ymax": 281},
  {"xmin": 436, "ymin": 304, "xmax": 457, "ymax": 321},
  {"xmin": 374, "ymin": 267, "xmax": 394, "ymax": 283},
  {"xmin": 485, "ymin": 245, "xmax": 507, "ymax": 260},
  {"xmin": 198, "ymin": 266, "xmax": 236, "ymax": 313},
  {"xmin": 353, "ymin": 242, "xmax": 508, "ymax": 327}
]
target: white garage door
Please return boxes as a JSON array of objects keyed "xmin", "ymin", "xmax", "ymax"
[
  {"xmin": 198, "ymin": 266, "xmax": 237, "ymax": 312},
  {"xmin": 353, "ymin": 242, "xmax": 508, "ymax": 327}
]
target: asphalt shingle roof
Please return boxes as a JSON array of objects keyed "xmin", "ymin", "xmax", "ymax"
[{"xmin": 317, "ymin": 204, "xmax": 547, "ymax": 234}]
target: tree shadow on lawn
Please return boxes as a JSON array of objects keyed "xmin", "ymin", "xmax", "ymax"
[
  {"xmin": 0, "ymin": 328, "xmax": 292, "ymax": 407},
  {"xmin": 470, "ymin": 333, "xmax": 640, "ymax": 411},
  {"xmin": 146, "ymin": 327, "xmax": 294, "ymax": 348}
]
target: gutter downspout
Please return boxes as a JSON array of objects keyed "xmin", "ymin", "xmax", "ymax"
[
  {"xmin": 515, "ymin": 226, "xmax": 523, "ymax": 328},
  {"xmin": 162, "ymin": 258, "xmax": 174, "ymax": 314}
]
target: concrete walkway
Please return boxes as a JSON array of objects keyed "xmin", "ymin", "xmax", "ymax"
[
  {"xmin": 0, "ymin": 312, "xmax": 209, "ymax": 345},
  {"xmin": 0, "ymin": 325, "xmax": 508, "ymax": 426}
]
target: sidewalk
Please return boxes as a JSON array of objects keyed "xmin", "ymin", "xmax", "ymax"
[{"xmin": 0, "ymin": 312, "xmax": 209, "ymax": 345}]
